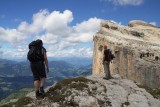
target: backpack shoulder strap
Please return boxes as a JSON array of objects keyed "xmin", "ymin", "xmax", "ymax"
[{"xmin": 41, "ymin": 47, "xmax": 47, "ymax": 55}]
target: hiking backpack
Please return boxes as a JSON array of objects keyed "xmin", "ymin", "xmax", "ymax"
[
  {"xmin": 110, "ymin": 52, "xmax": 115, "ymax": 60},
  {"xmin": 104, "ymin": 49, "xmax": 115, "ymax": 62},
  {"xmin": 27, "ymin": 41, "xmax": 44, "ymax": 62}
]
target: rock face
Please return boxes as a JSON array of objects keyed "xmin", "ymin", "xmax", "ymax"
[{"xmin": 92, "ymin": 20, "xmax": 160, "ymax": 88}]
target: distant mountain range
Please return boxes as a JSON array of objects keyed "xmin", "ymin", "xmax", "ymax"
[
  {"xmin": 48, "ymin": 57, "xmax": 92, "ymax": 68},
  {"xmin": 0, "ymin": 57, "xmax": 92, "ymax": 77},
  {"xmin": 0, "ymin": 59, "xmax": 31, "ymax": 77},
  {"xmin": 0, "ymin": 57, "xmax": 92, "ymax": 101}
]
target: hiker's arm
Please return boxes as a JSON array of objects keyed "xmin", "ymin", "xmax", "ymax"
[{"xmin": 44, "ymin": 52, "xmax": 49, "ymax": 73}]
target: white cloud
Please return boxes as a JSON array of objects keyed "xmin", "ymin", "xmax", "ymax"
[
  {"xmin": 66, "ymin": 33, "xmax": 93, "ymax": 43},
  {"xmin": 74, "ymin": 18, "xmax": 101, "ymax": 33},
  {"xmin": 149, "ymin": 22, "xmax": 156, "ymax": 26},
  {"xmin": 18, "ymin": 9, "xmax": 48, "ymax": 34},
  {"xmin": 19, "ymin": 10, "xmax": 100, "ymax": 44},
  {"xmin": 43, "ymin": 10, "xmax": 73, "ymax": 36},
  {"xmin": 17, "ymin": 9, "xmax": 73, "ymax": 36},
  {"xmin": 0, "ymin": 9, "xmax": 101, "ymax": 59},
  {"xmin": 8, "ymin": 51, "xmax": 24, "ymax": 58},
  {"xmin": 101, "ymin": 0, "xmax": 144, "ymax": 6},
  {"xmin": 0, "ymin": 27, "xmax": 27, "ymax": 43},
  {"xmin": 58, "ymin": 41, "xmax": 76, "ymax": 50},
  {"xmin": 31, "ymin": 11, "xmax": 101, "ymax": 57},
  {"xmin": 35, "ymin": 33, "xmax": 59, "ymax": 45},
  {"xmin": 109, "ymin": 20, "xmax": 122, "ymax": 25},
  {"xmin": 0, "ymin": 47, "xmax": 27, "ymax": 59},
  {"xmin": 66, "ymin": 18, "xmax": 101, "ymax": 43}
]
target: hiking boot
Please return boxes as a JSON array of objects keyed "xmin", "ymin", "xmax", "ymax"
[
  {"xmin": 109, "ymin": 76, "xmax": 114, "ymax": 79},
  {"xmin": 35, "ymin": 90, "xmax": 43, "ymax": 99},
  {"xmin": 39, "ymin": 87, "xmax": 45, "ymax": 94},
  {"xmin": 103, "ymin": 77, "xmax": 109, "ymax": 80}
]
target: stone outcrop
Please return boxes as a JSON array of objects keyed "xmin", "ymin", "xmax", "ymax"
[
  {"xmin": 92, "ymin": 20, "xmax": 160, "ymax": 88},
  {"xmin": 2, "ymin": 75, "xmax": 160, "ymax": 107}
]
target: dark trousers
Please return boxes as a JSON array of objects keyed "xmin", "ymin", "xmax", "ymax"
[{"xmin": 104, "ymin": 61, "xmax": 111, "ymax": 79}]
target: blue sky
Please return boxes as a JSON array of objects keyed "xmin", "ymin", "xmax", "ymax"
[{"xmin": 0, "ymin": 0, "xmax": 160, "ymax": 60}]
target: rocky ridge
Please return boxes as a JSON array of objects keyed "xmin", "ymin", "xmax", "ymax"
[{"xmin": 1, "ymin": 75, "xmax": 160, "ymax": 107}]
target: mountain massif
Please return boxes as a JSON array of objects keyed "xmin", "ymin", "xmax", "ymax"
[{"xmin": 93, "ymin": 20, "xmax": 160, "ymax": 89}]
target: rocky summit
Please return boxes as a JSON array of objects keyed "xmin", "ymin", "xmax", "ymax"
[
  {"xmin": 92, "ymin": 20, "xmax": 160, "ymax": 89},
  {"xmin": 1, "ymin": 75, "xmax": 160, "ymax": 107}
]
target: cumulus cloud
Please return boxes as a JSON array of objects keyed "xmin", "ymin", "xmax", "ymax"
[
  {"xmin": 43, "ymin": 10, "xmax": 73, "ymax": 36},
  {"xmin": 18, "ymin": 9, "xmax": 48, "ymax": 34},
  {"xmin": 66, "ymin": 18, "xmax": 101, "ymax": 43},
  {"xmin": 74, "ymin": 18, "xmax": 101, "ymax": 33},
  {"xmin": 149, "ymin": 22, "xmax": 157, "ymax": 26},
  {"xmin": 101, "ymin": 0, "xmax": 144, "ymax": 6},
  {"xmin": 0, "ymin": 27, "xmax": 27, "ymax": 44},
  {"xmin": 0, "ymin": 9, "xmax": 101, "ymax": 58},
  {"xmin": 58, "ymin": 41, "xmax": 76, "ymax": 50},
  {"xmin": 35, "ymin": 33, "xmax": 59, "ymax": 45},
  {"xmin": 18, "ymin": 9, "xmax": 73, "ymax": 36},
  {"xmin": 32, "ymin": 10, "xmax": 100, "ymax": 57}
]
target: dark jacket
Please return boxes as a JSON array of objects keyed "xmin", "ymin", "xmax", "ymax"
[{"xmin": 104, "ymin": 49, "xmax": 115, "ymax": 62}]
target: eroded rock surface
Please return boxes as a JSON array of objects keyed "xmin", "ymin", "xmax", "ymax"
[{"xmin": 92, "ymin": 20, "xmax": 160, "ymax": 88}]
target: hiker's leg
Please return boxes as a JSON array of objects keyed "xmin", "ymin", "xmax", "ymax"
[
  {"xmin": 31, "ymin": 62, "xmax": 40, "ymax": 91},
  {"xmin": 31, "ymin": 62, "xmax": 43, "ymax": 98},
  {"xmin": 104, "ymin": 62, "xmax": 109, "ymax": 79},
  {"xmin": 107, "ymin": 63, "xmax": 112, "ymax": 78},
  {"xmin": 34, "ymin": 80, "xmax": 39, "ymax": 91},
  {"xmin": 40, "ymin": 77, "xmax": 45, "ymax": 87},
  {"xmin": 39, "ymin": 62, "xmax": 46, "ymax": 87},
  {"xmin": 39, "ymin": 77, "xmax": 46, "ymax": 94},
  {"xmin": 34, "ymin": 80, "xmax": 43, "ymax": 98},
  {"xmin": 106, "ymin": 62, "xmax": 110, "ymax": 78}
]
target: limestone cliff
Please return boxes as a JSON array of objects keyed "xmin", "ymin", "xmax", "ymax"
[{"xmin": 92, "ymin": 20, "xmax": 160, "ymax": 88}]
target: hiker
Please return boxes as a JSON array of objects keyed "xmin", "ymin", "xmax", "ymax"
[
  {"xmin": 155, "ymin": 56, "xmax": 159, "ymax": 61},
  {"xmin": 102, "ymin": 45, "xmax": 115, "ymax": 80},
  {"xmin": 28, "ymin": 39, "xmax": 49, "ymax": 98}
]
